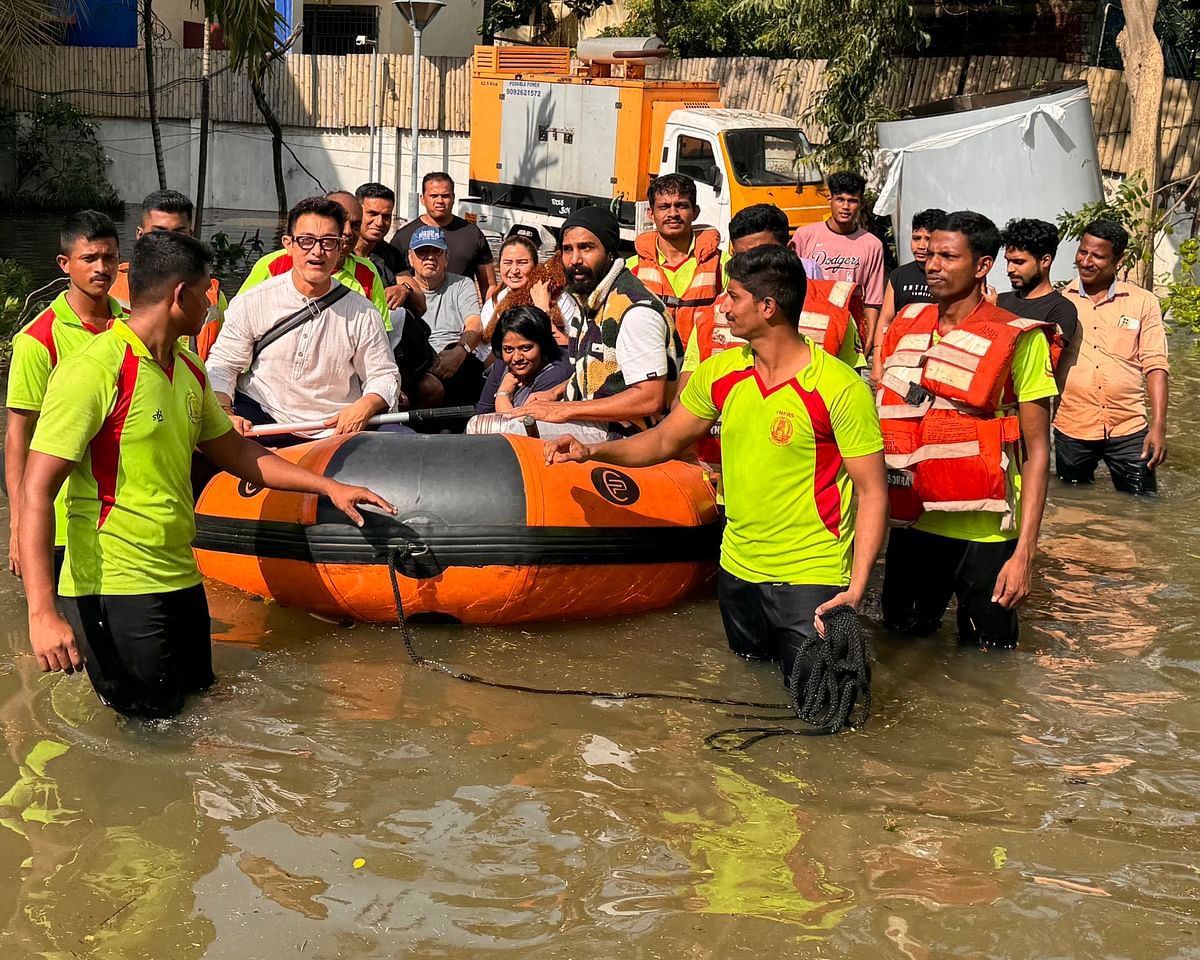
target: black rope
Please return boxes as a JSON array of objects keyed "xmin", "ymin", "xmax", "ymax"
[
  {"xmin": 787, "ymin": 606, "xmax": 872, "ymax": 734},
  {"xmin": 385, "ymin": 547, "xmax": 791, "ymax": 710}
]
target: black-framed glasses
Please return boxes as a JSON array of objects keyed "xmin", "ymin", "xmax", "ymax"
[{"xmin": 291, "ymin": 235, "xmax": 342, "ymax": 252}]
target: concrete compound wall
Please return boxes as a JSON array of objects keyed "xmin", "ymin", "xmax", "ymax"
[
  {"xmin": 95, "ymin": 117, "xmax": 471, "ymax": 221},
  {"xmin": 54, "ymin": 117, "xmax": 1200, "ymax": 288}
]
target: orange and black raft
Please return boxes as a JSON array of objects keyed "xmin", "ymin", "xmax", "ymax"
[{"xmin": 194, "ymin": 433, "xmax": 721, "ymax": 624}]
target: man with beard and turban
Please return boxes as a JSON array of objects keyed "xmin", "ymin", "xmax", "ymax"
[{"xmin": 511, "ymin": 207, "xmax": 677, "ymax": 442}]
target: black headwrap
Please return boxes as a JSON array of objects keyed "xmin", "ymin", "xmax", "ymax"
[{"xmin": 561, "ymin": 205, "xmax": 620, "ymax": 255}]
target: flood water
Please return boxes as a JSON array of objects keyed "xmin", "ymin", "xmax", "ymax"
[{"xmin": 2, "ymin": 212, "xmax": 1199, "ymax": 958}]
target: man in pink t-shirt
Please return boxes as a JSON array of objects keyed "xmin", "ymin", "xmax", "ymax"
[{"xmin": 791, "ymin": 171, "xmax": 885, "ymax": 357}]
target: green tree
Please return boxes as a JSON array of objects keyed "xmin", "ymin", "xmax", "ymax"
[
  {"xmin": 601, "ymin": 0, "xmax": 775, "ymax": 57},
  {"xmin": 0, "ymin": 0, "xmax": 64, "ymax": 79},
  {"xmin": 481, "ymin": 0, "xmax": 614, "ymax": 38},
  {"xmin": 7, "ymin": 97, "xmax": 120, "ymax": 210},
  {"xmin": 738, "ymin": 0, "xmax": 929, "ymax": 173},
  {"xmin": 202, "ymin": 0, "xmax": 289, "ymax": 217}
]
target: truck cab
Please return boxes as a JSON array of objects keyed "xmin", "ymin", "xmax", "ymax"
[{"xmin": 653, "ymin": 109, "xmax": 827, "ymax": 243}]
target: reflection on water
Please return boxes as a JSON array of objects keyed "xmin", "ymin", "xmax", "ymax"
[{"xmin": 0, "ymin": 262, "xmax": 1197, "ymax": 953}]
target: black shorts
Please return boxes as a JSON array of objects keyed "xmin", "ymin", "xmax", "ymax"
[
  {"xmin": 717, "ymin": 568, "xmax": 841, "ymax": 679},
  {"xmin": 60, "ymin": 583, "xmax": 214, "ymax": 719},
  {"xmin": 881, "ymin": 526, "xmax": 1019, "ymax": 648},
  {"xmin": 1054, "ymin": 428, "xmax": 1157, "ymax": 495},
  {"xmin": 436, "ymin": 352, "xmax": 486, "ymax": 407}
]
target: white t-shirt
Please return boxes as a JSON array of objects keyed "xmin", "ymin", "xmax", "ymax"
[
  {"xmin": 613, "ymin": 304, "xmax": 671, "ymax": 386},
  {"xmin": 478, "ymin": 287, "xmax": 580, "ymax": 362}
]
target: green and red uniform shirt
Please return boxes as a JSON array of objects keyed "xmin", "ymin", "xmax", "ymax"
[
  {"xmin": 30, "ymin": 321, "xmax": 232, "ymax": 596},
  {"xmin": 6, "ymin": 291, "xmax": 127, "ymax": 546},
  {"xmin": 680, "ymin": 341, "xmax": 882, "ymax": 585}
]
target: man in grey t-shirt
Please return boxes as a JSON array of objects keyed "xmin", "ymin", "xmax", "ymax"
[{"xmin": 408, "ymin": 225, "xmax": 485, "ymax": 407}]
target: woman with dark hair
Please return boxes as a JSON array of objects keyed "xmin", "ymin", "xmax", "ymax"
[{"xmin": 475, "ymin": 306, "xmax": 572, "ymax": 415}]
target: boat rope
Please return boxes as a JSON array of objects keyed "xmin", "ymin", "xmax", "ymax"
[
  {"xmin": 788, "ymin": 605, "xmax": 872, "ymax": 734},
  {"xmin": 385, "ymin": 546, "xmax": 794, "ymax": 711}
]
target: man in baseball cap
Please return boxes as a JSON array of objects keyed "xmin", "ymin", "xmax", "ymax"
[
  {"xmin": 511, "ymin": 206, "xmax": 678, "ymax": 441},
  {"xmin": 407, "ymin": 224, "xmax": 486, "ymax": 408}
]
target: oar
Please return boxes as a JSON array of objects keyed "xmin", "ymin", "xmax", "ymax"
[{"xmin": 245, "ymin": 405, "xmax": 476, "ymax": 438}]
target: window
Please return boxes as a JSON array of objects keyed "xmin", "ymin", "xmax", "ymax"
[
  {"xmin": 723, "ymin": 129, "xmax": 821, "ymax": 187},
  {"xmin": 675, "ymin": 135, "xmax": 720, "ymax": 187},
  {"xmin": 302, "ymin": 4, "xmax": 378, "ymax": 55}
]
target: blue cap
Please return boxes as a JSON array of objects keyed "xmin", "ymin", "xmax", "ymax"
[{"xmin": 411, "ymin": 225, "xmax": 448, "ymax": 251}]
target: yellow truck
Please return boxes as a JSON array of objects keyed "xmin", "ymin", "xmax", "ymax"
[{"xmin": 460, "ymin": 40, "xmax": 829, "ymax": 248}]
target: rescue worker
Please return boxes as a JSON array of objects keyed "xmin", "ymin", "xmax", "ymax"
[
  {"xmin": 18, "ymin": 231, "xmax": 395, "ymax": 718},
  {"xmin": 512, "ymin": 206, "xmax": 676, "ymax": 442},
  {"xmin": 109, "ymin": 189, "xmax": 226, "ymax": 359},
  {"xmin": 627, "ymin": 173, "xmax": 723, "ymax": 350},
  {"xmin": 877, "ymin": 211, "xmax": 1056, "ymax": 649},
  {"xmin": 544, "ymin": 246, "xmax": 887, "ymax": 685},
  {"xmin": 238, "ymin": 191, "xmax": 390, "ymax": 324},
  {"xmin": 679, "ymin": 203, "xmax": 864, "ymax": 398},
  {"xmin": 1053, "ymin": 219, "xmax": 1169, "ymax": 495},
  {"xmin": 6, "ymin": 211, "xmax": 125, "ymax": 581}
]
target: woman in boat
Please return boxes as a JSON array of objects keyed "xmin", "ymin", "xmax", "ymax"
[
  {"xmin": 478, "ymin": 232, "xmax": 577, "ymax": 362},
  {"xmin": 475, "ymin": 306, "xmax": 572, "ymax": 415}
]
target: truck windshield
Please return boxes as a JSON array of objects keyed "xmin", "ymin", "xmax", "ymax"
[{"xmin": 723, "ymin": 129, "xmax": 819, "ymax": 187}]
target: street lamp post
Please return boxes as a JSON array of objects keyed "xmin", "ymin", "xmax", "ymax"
[
  {"xmin": 356, "ymin": 35, "xmax": 380, "ymax": 182},
  {"xmin": 393, "ymin": 0, "xmax": 447, "ymax": 219}
]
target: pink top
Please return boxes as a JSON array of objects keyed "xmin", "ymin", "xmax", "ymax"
[{"xmin": 791, "ymin": 220, "xmax": 885, "ymax": 308}]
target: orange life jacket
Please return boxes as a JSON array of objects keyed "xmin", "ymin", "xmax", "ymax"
[
  {"xmin": 631, "ymin": 229, "xmax": 723, "ymax": 348},
  {"xmin": 111, "ymin": 263, "xmax": 224, "ymax": 361},
  {"xmin": 876, "ymin": 300, "xmax": 1052, "ymax": 528},
  {"xmin": 796, "ymin": 279, "xmax": 863, "ymax": 357}
]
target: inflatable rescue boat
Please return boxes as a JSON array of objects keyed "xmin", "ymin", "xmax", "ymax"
[{"xmin": 194, "ymin": 433, "xmax": 720, "ymax": 624}]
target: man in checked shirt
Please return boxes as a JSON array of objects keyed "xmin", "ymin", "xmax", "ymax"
[{"xmin": 207, "ymin": 197, "xmax": 401, "ymax": 447}]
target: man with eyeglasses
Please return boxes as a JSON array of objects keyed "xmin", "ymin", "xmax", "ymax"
[
  {"xmin": 206, "ymin": 197, "xmax": 401, "ymax": 446},
  {"xmin": 237, "ymin": 191, "xmax": 390, "ymax": 324}
]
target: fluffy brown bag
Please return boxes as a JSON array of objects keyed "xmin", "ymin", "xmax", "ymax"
[{"xmin": 482, "ymin": 254, "xmax": 569, "ymax": 347}]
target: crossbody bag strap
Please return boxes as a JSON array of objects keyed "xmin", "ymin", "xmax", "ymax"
[{"xmin": 250, "ymin": 283, "xmax": 352, "ymax": 364}]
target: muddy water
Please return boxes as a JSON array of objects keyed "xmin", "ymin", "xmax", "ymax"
[{"xmin": 2, "ymin": 214, "xmax": 1198, "ymax": 956}]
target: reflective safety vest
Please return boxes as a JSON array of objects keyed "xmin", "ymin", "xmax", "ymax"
[
  {"xmin": 876, "ymin": 300, "xmax": 1052, "ymax": 528},
  {"xmin": 111, "ymin": 263, "xmax": 225, "ymax": 360},
  {"xmin": 630, "ymin": 229, "xmax": 723, "ymax": 349},
  {"xmin": 796, "ymin": 279, "xmax": 863, "ymax": 358}
]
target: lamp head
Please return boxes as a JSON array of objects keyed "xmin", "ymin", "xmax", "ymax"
[{"xmin": 393, "ymin": 0, "xmax": 446, "ymax": 30}]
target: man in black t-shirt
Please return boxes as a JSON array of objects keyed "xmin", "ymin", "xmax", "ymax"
[
  {"xmin": 390, "ymin": 172, "xmax": 496, "ymax": 301},
  {"xmin": 355, "ymin": 182, "xmax": 425, "ymax": 319},
  {"xmin": 870, "ymin": 207, "xmax": 944, "ymax": 382},
  {"xmin": 992, "ymin": 218, "xmax": 1079, "ymax": 389}
]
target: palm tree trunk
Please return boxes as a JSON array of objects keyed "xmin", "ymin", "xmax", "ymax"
[
  {"xmin": 194, "ymin": 18, "xmax": 211, "ymax": 238},
  {"xmin": 250, "ymin": 73, "xmax": 287, "ymax": 218},
  {"xmin": 1116, "ymin": 0, "xmax": 1164, "ymax": 287},
  {"xmin": 141, "ymin": 0, "xmax": 167, "ymax": 190}
]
